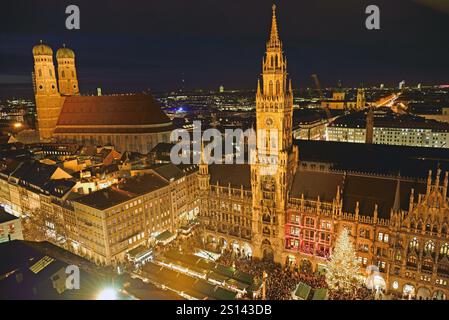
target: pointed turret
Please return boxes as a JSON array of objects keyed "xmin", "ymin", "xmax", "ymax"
[
  {"xmin": 393, "ymin": 177, "xmax": 401, "ymax": 212},
  {"xmin": 267, "ymin": 4, "xmax": 281, "ymax": 48},
  {"xmin": 198, "ymin": 140, "xmax": 210, "ymax": 191}
]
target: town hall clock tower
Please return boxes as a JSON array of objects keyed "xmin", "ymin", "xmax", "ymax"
[{"xmin": 251, "ymin": 5, "xmax": 298, "ymax": 263}]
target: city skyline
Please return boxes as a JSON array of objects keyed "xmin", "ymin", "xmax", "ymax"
[{"xmin": 1, "ymin": 0, "xmax": 449, "ymax": 98}]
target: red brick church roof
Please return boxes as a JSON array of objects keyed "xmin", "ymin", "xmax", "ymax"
[{"xmin": 54, "ymin": 94, "xmax": 173, "ymax": 134}]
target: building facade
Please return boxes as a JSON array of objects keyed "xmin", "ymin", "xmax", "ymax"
[
  {"xmin": 327, "ymin": 108, "xmax": 449, "ymax": 148},
  {"xmin": 196, "ymin": 5, "xmax": 449, "ymax": 300}
]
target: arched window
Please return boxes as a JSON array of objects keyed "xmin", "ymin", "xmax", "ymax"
[
  {"xmin": 270, "ymin": 56, "xmax": 274, "ymax": 67},
  {"xmin": 38, "ymin": 69, "xmax": 42, "ymax": 77},
  {"xmin": 440, "ymin": 243, "xmax": 449, "ymax": 258},
  {"xmin": 409, "ymin": 237, "xmax": 419, "ymax": 252},
  {"xmin": 432, "ymin": 225, "xmax": 438, "ymax": 234},
  {"xmin": 262, "ymin": 239, "xmax": 271, "ymax": 246},
  {"xmin": 269, "ymin": 81, "xmax": 273, "ymax": 96},
  {"xmin": 262, "ymin": 213, "xmax": 270, "ymax": 223},
  {"xmin": 424, "ymin": 240, "xmax": 435, "ymax": 255},
  {"xmin": 417, "ymin": 221, "xmax": 423, "ymax": 230},
  {"xmin": 61, "ymin": 71, "xmax": 65, "ymax": 78},
  {"xmin": 422, "ymin": 258, "xmax": 433, "ymax": 271},
  {"xmin": 276, "ymin": 80, "xmax": 280, "ymax": 95},
  {"xmin": 263, "ymin": 226, "xmax": 270, "ymax": 235},
  {"xmin": 407, "ymin": 255, "xmax": 417, "ymax": 266}
]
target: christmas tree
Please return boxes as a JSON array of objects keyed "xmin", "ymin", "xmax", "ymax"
[{"xmin": 326, "ymin": 228, "xmax": 363, "ymax": 296}]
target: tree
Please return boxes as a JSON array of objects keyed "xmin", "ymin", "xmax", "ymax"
[{"xmin": 326, "ymin": 228, "xmax": 363, "ymax": 296}]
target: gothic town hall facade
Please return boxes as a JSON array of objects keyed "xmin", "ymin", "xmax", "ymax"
[{"xmin": 197, "ymin": 5, "xmax": 449, "ymax": 300}]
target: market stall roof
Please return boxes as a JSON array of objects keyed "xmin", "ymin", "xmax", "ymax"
[
  {"xmin": 214, "ymin": 264, "xmax": 235, "ymax": 278},
  {"xmin": 312, "ymin": 288, "xmax": 328, "ymax": 300},
  {"xmin": 294, "ymin": 282, "xmax": 312, "ymax": 300},
  {"xmin": 208, "ymin": 271, "xmax": 229, "ymax": 283},
  {"xmin": 214, "ymin": 287, "xmax": 237, "ymax": 300},
  {"xmin": 247, "ymin": 280, "xmax": 263, "ymax": 293},
  {"xmin": 156, "ymin": 230, "xmax": 176, "ymax": 242},
  {"xmin": 127, "ymin": 245, "xmax": 152, "ymax": 259},
  {"xmin": 226, "ymin": 278, "xmax": 249, "ymax": 291},
  {"xmin": 234, "ymin": 270, "xmax": 253, "ymax": 285}
]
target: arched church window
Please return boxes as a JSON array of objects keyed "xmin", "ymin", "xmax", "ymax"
[
  {"xmin": 271, "ymin": 56, "xmax": 274, "ymax": 67},
  {"xmin": 440, "ymin": 243, "xmax": 449, "ymax": 258},
  {"xmin": 269, "ymin": 81, "xmax": 273, "ymax": 96},
  {"xmin": 49, "ymin": 69, "xmax": 52, "ymax": 77},
  {"xmin": 276, "ymin": 80, "xmax": 280, "ymax": 95},
  {"xmin": 61, "ymin": 71, "xmax": 65, "ymax": 78},
  {"xmin": 409, "ymin": 237, "xmax": 419, "ymax": 252},
  {"xmin": 424, "ymin": 240, "xmax": 435, "ymax": 255},
  {"xmin": 38, "ymin": 69, "xmax": 42, "ymax": 77}
]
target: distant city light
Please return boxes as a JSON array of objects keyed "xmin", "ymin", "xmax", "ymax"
[{"xmin": 13, "ymin": 122, "xmax": 23, "ymax": 129}]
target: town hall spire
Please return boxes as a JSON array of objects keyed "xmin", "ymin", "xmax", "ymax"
[{"xmin": 268, "ymin": 4, "xmax": 281, "ymax": 48}]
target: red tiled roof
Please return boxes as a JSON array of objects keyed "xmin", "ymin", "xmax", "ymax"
[{"xmin": 56, "ymin": 94, "xmax": 172, "ymax": 127}]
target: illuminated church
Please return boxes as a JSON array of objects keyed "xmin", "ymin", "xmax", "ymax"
[{"xmin": 32, "ymin": 43, "xmax": 173, "ymax": 153}]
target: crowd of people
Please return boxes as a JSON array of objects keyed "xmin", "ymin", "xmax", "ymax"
[
  {"xmin": 217, "ymin": 247, "xmax": 378, "ymax": 300},
  {"xmin": 151, "ymin": 232, "xmax": 377, "ymax": 300},
  {"xmin": 328, "ymin": 286, "xmax": 375, "ymax": 300},
  {"xmin": 217, "ymin": 249, "xmax": 327, "ymax": 300}
]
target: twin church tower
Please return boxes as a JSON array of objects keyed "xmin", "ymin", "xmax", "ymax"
[{"xmin": 32, "ymin": 43, "xmax": 79, "ymax": 140}]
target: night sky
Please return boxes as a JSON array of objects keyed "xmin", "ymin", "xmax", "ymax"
[{"xmin": 1, "ymin": 0, "xmax": 449, "ymax": 98}]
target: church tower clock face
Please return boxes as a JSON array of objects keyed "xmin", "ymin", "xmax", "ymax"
[{"xmin": 265, "ymin": 117, "xmax": 274, "ymax": 126}]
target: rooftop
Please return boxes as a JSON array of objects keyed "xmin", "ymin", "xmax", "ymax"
[
  {"xmin": 329, "ymin": 108, "xmax": 449, "ymax": 131},
  {"xmin": 75, "ymin": 173, "xmax": 169, "ymax": 210},
  {"xmin": 295, "ymin": 139, "xmax": 449, "ymax": 178},
  {"xmin": 54, "ymin": 94, "xmax": 174, "ymax": 134}
]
